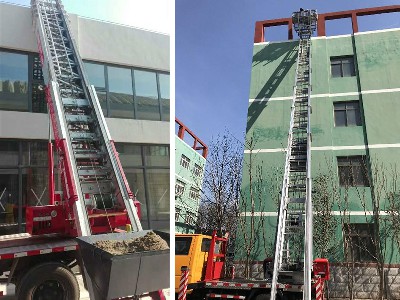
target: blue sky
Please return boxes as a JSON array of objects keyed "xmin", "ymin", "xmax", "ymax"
[
  {"xmin": 176, "ymin": 0, "xmax": 399, "ymax": 146},
  {"xmin": 1, "ymin": 0, "xmax": 170, "ymax": 33}
]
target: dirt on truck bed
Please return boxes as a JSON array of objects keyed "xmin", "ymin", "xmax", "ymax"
[{"xmin": 94, "ymin": 232, "xmax": 169, "ymax": 255}]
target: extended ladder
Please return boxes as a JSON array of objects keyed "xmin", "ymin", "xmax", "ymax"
[
  {"xmin": 270, "ymin": 9, "xmax": 317, "ymax": 300},
  {"xmin": 31, "ymin": 0, "xmax": 142, "ymax": 236}
]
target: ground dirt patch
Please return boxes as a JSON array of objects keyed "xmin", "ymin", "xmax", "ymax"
[{"xmin": 94, "ymin": 231, "xmax": 169, "ymax": 255}]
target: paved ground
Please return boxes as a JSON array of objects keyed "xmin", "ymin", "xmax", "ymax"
[{"xmin": 0, "ymin": 275, "xmax": 169, "ymax": 299}]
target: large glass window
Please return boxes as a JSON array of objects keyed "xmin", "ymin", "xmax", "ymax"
[
  {"xmin": 83, "ymin": 60, "xmax": 169, "ymax": 121},
  {"xmin": 0, "ymin": 140, "xmax": 50, "ymax": 235},
  {"xmin": 84, "ymin": 62, "xmax": 106, "ymax": 88},
  {"xmin": 0, "ymin": 51, "xmax": 29, "ymax": 111},
  {"xmin": 0, "ymin": 170, "xmax": 19, "ymax": 234},
  {"xmin": 144, "ymin": 145, "xmax": 169, "ymax": 167},
  {"xmin": 23, "ymin": 167, "xmax": 48, "ymax": 207},
  {"xmin": 108, "ymin": 66, "xmax": 134, "ymax": 119},
  {"xmin": 134, "ymin": 70, "xmax": 160, "ymax": 121},
  {"xmin": 146, "ymin": 169, "xmax": 169, "ymax": 228},
  {"xmin": 159, "ymin": 74, "xmax": 170, "ymax": 121},
  {"xmin": 0, "ymin": 141, "xmax": 19, "ymax": 167},
  {"xmin": 124, "ymin": 169, "xmax": 147, "ymax": 223},
  {"xmin": 116, "ymin": 143, "xmax": 169, "ymax": 230},
  {"xmin": 115, "ymin": 143, "xmax": 143, "ymax": 166},
  {"xmin": 83, "ymin": 62, "xmax": 107, "ymax": 115}
]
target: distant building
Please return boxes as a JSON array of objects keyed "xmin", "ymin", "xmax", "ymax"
[
  {"xmin": 238, "ymin": 5, "xmax": 400, "ymax": 298},
  {"xmin": 0, "ymin": 2, "xmax": 170, "ymax": 233},
  {"xmin": 175, "ymin": 118, "xmax": 207, "ymax": 233}
]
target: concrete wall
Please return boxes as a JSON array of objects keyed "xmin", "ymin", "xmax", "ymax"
[
  {"xmin": 0, "ymin": 3, "xmax": 169, "ymax": 72},
  {"xmin": 0, "ymin": 110, "xmax": 168, "ymax": 144},
  {"xmin": 0, "ymin": 2, "xmax": 169, "ymax": 145},
  {"xmin": 240, "ymin": 28, "xmax": 400, "ymax": 264}
]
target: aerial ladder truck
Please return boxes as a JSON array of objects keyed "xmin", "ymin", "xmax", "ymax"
[
  {"xmin": 175, "ymin": 9, "xmax": 329, "ymax": 300},
  {"xmin": 0, "ymin": 0, "xmax": 169, "ymax": 299}
]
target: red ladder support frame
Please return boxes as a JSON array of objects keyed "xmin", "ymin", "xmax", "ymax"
[{"xmin": 204, "ymin": 231, "xmax": 229, "ymax": 281}]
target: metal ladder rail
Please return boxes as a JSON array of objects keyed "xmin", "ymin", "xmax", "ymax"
[
  {"xmin": 32, "ymin": 0, "xmax": 91, "ymax": 236},
  {"xmin": 53, "ymin": 0, "xmax": 142, "ymax": 232},
  {"xmin": 270, "ymin": 39, "xmax": 305, "ymax": 300},
  {"xmin": 31, "ymin": 0, "xmax": 142, "ymax": 234},
  {"xmin": 270, "ymin": 30, "xmax": 314, "ymax": 300}
]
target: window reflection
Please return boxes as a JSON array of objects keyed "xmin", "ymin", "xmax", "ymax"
[
  {"xmin": 83, "ymin": 62, "xmax": 108, "ymax": 115},
  {"xmin": 83, "ymin": 62, "xmax": 105, "ymax": 88},
  {"xmin": 159, "ymin": 74, "xmax": 170, "ymax": 121},
  {"xmin": 144, "ymin": 145, "xmax": 169, "ymax": 167},
  {"xmin": 146, "ymin": 169, "xmax": 169, "ymax": 227},
  {"xmin": 134, "ymin": 70, "xmax": 160, "ymax": 121},
  {"xmin": 108, "ymin": 66, "xmax": 134, "ymax": 119},
  {"xmin": 0, "ymin": 52, "xmax": 29, "ymax": 111},
  {"xmin": 115, "ymin": 143, "xmax": 143, "ymax": 166},
  {"xmin": 124, "ymin": 169, "xmax": 148, "ymax": 227}
]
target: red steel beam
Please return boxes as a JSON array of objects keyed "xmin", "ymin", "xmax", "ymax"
[
  {"xmin": 254, "ymin": 5, "xmax": 400, "ymax": 43},
  {"xmin": 318, "ymin": 5, "xmax": 400, "ymax": 36},
  {"xmin": 175, "ymin": 117, "xmax": 208, "ymax": 158}
]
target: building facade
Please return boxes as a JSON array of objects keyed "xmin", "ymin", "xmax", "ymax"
[
  {"xmin": 175, "ymin": 118, "xmax": 207, "ymax": 233},
  {"xmin": 239, "ymin": 6, "xmax": 400, "ymax": 298},
  {"xmin": 0, "ymin": 2, "xmax": 170, "ymax": 232}
]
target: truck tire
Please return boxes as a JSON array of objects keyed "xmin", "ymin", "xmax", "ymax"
[{"xmin": 16, "ymin": 262, "xmax": 80, "ymax": 300}]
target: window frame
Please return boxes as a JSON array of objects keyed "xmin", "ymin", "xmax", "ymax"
[
  {"xmin": 83, "ymin": 60, "xmax": 169, "ymax": 121},
  {"xmin": 330, "ymin": 56, "xmax": 356, "ymax": 78},
  {"xmin": 180, "ymin": 154, "xmax": 190, "ymax": 169},
  {"xmin": 0, "ymin": 48, "xmax": 46, "ymax": 113},
  {"xmin": 189, "ymin": 187, "xmax": 200, "ymax": 201},
  {"xmin": 175, "ymin": 180, "xmax": 186, "ymax": 197},
  {"xmin": 343, "ymin": 223, "xmax": 377, "ymax": 262},
  {"xmin": 337, "ymin": 156, "xmax": 369, "ymax": 187},
  {"xmin": 333, "ymin": 101, "xmax": 362, "ymax": 127}
]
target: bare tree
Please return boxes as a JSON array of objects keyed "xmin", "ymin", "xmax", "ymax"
[{"xmin": 195, "ymin": 131, "xmax": 243, "ymax": 238}]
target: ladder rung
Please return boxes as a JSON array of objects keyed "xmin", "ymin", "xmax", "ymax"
[
  {"xmin": 70, "ymin": 132, "xmax": 98, "ymax": 140},
  {"xmin": 62, "ymin": 98, "xmax": 90, "ymax": 107},
  {"xmin": 81, "ymin": 181, "xmax": 112, "ymax": 194},
  {"xmin": 74, "ymin": 151, "xmax": 104, "ymax": 160},
  {"xmin": 288, "ymin": 197, "xmax": 306, "ymax": 204},
  {"xmin": 78, "ymin": 168, "xmax": 109, "ymax": 177},
  {"xmin": 65, "ymin": 114, "xmax": 93, "ymax": 123}
]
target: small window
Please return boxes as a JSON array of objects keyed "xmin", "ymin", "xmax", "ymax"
[
  {"xmin": 180, "ymin": 155, "xmax": 190, "ymax": 169},
  {"xmin": 344, "ymin": 223, "xmax": 376, "ymax": 262},
  {"xmin": 175, "ymin": 207, "xmax": 181, "ymax": 222},
  {"xmin": 175, "ymin": 237, "xmax": 192, "ymax": 255},
  {"xmin": 193, "ymin": 163, "xmax": 203, "ymax": 177},
  {"xmin": 334, "ymin": 101, "xmax": 361, "ymax": 127},
  {"xmin": 185, "ymin": 212, "xmax": 196, "ymax": 226},
  {"xmin": 175, "ymin": 180, "xmax": 185, "ymax": 197},
  {"xmin": 330, "ymin": 56, "xmax": 355, "ymax": 77},
  {"xmin": 189, "ymin": 187, "xmax": 200, "ymax": 200},
  {"xmin": 337, "ymin": 156, "xmax": 369, "ymax": 187},
  {"xmin": 201, "ymin": 238, "xmax": 211, "ymax": 252}
]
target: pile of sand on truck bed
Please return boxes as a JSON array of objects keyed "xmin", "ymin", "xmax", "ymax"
[{"xmin": 94, "ymin": 232, "xmax": 169, "ymax": 255}]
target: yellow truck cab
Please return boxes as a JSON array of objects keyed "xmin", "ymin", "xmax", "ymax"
[{"xmin": 175, "ymin": 233, "xmax": 212, "ymax": 293}]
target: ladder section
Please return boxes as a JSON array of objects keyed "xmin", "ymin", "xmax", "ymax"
[
  {"xmin": 31, "ymin": 0, "xmax": 142, "ymax": 236},
  {"xmin": 270, "ymin": 9, "xmax": 317, "ymax": 300}
]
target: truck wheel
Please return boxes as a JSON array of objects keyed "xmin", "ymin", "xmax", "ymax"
[{"xmin": 16, "ymin": 262, "xmax": 80, "ymax": 300}]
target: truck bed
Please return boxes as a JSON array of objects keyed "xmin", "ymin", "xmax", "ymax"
[{"xmin": 0, "ymin": 233, "xmax": 77, "ymax": 260}]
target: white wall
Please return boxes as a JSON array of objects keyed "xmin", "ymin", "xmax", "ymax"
[{"xmin": 0, "ymin": 3, "xmax": 169, "ymax": 72}]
